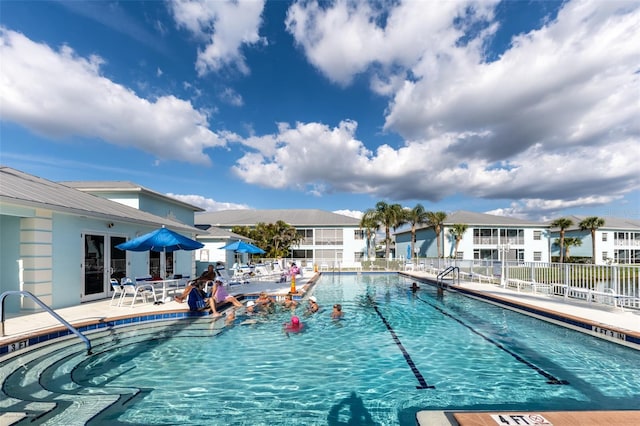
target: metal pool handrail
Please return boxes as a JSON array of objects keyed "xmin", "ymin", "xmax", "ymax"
[
  {"xmin": 0, "ymin": 290, "xmax": 92, "ymax": 355},
  {"xmin": 437, "ymin": 266, "xmax": 460, "ymax": 287}
]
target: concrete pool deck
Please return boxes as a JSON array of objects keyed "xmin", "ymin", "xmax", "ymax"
[{"xmin": 1, "ymin": 271, "xmax": 639, "ymax": 426}]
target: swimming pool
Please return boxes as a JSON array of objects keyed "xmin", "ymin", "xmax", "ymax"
[{"xmin": 4, "ymin": 273, "xmax": 640, "ymax": 425}]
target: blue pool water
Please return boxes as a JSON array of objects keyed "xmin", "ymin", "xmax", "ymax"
[{"xmin": 76, "ymin": 274, "xmax": 640, "ymax": 425}]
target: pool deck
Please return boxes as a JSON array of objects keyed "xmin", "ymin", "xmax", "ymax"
[{"xmin": 2, "ymin": 271, "xmax": 639, "ymax": 426}]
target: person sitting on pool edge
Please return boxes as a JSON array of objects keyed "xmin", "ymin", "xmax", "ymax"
[
  {"xmin": 196, "ymin": 264, "xmax": 216, "ymax": 285},
  {"xmin": 211, "ymin": 278, "xmax": 244, "ymax": 310},
  {"xmin": 174, "ymin": 280, "xmax": 220, "ymax": 316}
]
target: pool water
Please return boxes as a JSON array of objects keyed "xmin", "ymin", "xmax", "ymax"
[{"xmin": 76, "ymin": 274, "xmax": 640, "ymax": 425}]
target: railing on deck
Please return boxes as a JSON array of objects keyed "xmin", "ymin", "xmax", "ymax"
[
  {"xmin": 1, "ymin": 290, "xmax": 92, "ymax": 355},
  {"xmin": 423, "ymin": 258, "xmax": 640, "ymax": 310}
]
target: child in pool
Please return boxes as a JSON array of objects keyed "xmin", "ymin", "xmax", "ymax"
[{"xmin": 283, "ymin": 315, "xmax": 304, "ymax": 334}]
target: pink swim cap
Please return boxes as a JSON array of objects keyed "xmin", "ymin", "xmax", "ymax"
[{"xmin": 291, "ymin": 316, "xmax": 300, "ymax": 325}]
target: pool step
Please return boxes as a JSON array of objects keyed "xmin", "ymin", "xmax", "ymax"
[{"xmin": 0, "ymin": 319, "xmax": 221, "ymax": 424}]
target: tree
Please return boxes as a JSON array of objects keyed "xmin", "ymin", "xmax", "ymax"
[
  {"xmin": 363, "ymin": 201, "xmax": 405, "ymax": 259},
  {"xmin": 359, "ymin": 213, "xmax": 379, "ymax": 260},
  {"xmin": 554, "ymin": 237, "xmax": 582, "ymax": 262},
  {"xmin": 406, "ymin": 203, "xmax": 429, "ymax": 259},
  {"xmin": 550, "ymin": 217, "xmax": 574, "ymax": 263},
  {"xmin": 449, "ymin": 224, "xmax": 468, "ymax": 259},
  {"xmin": 426, "ymin": 211, "xmax": 447, "ymax": 258},
  {"xmin": 231, "ymin": 221, "xmax": 301, "ymax": 259},
  {"xmin": 579, "ymin": 216, "xmax": 605, "ymax": 264}
]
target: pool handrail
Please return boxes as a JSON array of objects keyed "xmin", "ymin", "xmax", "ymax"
[
  {"xmin": 0, "ymin": 290, "xmax": 92, "ymax": 355},
  {"xmin": 437, "ymin": 266, "xmax": 460, "ymax": 287}
]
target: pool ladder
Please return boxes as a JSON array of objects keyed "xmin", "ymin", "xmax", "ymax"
[
  {"xmin": 436, "ymin": 266, "xmax": 460, "ymax": 291},
  {"xmin": 0, "ymin": 290, "xmax": 92, "ymax": 355}
]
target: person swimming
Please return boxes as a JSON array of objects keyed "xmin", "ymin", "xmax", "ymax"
[{"xmin": 283, "ymin": 315, "xmax": 304, "ymax": 334}]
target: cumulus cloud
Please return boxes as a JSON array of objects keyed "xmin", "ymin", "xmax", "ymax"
[
  {"xmin": 169, "ymin": 0, "xmax": 266, "ymax": 76},
  {"xmin": 230, "ymin": 0, "xmax": 639, "ymax": 216},
  {"xmin": 285, "ymin": 0, "xmax": 497, "ymax": 86},
  {"xmin": 0, "ymin": 28, "xmax": 226, "ymax": 165},
  {"xmin": 166, "ymin": 193, "xmax": 250, "ymax": 212}
]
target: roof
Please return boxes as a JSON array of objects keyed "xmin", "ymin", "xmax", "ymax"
[
  {"xmin": 0, "ymin": 167, "xmax": 201, "ymax": 233},
  {"xmin": 196, "ymin": 209, "xmax": 360, "ymax": 227},
  {"xmin": 395, "ymin": 210, "xmax": 546, "ymax": 235},
  {"xmin": 547, "ymin": 215, "xmax": 640, "ymax": 231},
  {"xmin": 444, "ymin": 210, "xmax": 544, "ymax": 227},
  {"xmin": 60, "ymin": 180, "xmax": 204, "ymax": 212},
  {"xmin": 196, "ymin": 226, "xmax": 252, "ymax": 240}
]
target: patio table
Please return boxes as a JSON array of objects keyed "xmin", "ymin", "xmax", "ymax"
[{"xmin": 147, "ymin": 279, "xmax": 183, "ymax": 300}]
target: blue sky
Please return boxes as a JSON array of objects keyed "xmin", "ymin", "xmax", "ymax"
[{"xmin": 1, "ymin": 0, "xmax": 638, "ymax": 221}]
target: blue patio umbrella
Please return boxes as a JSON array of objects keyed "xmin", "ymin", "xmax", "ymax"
[
  {"xmin": 407, "ymin": 245, "xmax": 411, "ymax": 260},
  {"xmin": 116, "ymin": 227, "xmax": 203, "ymax": 253},
  {"xmin": 219, "ymin": 240, "xmax": 265, "ymax": 254}
]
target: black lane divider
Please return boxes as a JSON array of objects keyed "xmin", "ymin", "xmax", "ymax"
[
  {"xmin": 415, "ymin": 295, "xmax": 568, "ymax": 385},
  {"xmin": 368, "ymin": 295, "xmax": 434, "ymax": 389}
]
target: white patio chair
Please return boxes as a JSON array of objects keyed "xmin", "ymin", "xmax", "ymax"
[
  {"xmin": 119, "ymin": 277, "xmax": 156, "ymax": 307},
  {"xmin": 110, "ymin": 278, "xmax": 124, "ymax": 306}
]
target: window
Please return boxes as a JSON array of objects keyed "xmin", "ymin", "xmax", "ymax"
[
  {"xmin": 297, "ymin": 229, "xmax": 313, "ymax": 245},
  {"xmin": 602, "ymin": 251, "xmax": 608, "ymax": 261},
  {"xmin": 354, "ymin": 229, "xmax": 366, "ymax": 240},
  {"xmin": 354, "ymin": 252, "xmax": 364, "ymax": 262},
  {"xmin": 601, "ymin": 232, "xmax": 607, "ymax": 242},
  {"xmin": 455, "ymin": 251, "xmax": 463, "ymax": 260},
  {"xmin": 533, "ymin": 251, "xmax": 542, "ymax": 261},
  {"xmin": 533, "ymin": 230, "xmax": 541, "ymax": 240},
  {"xmin": 316, "ymin": 249, "xmax": 343, "ymax": 265},
  {"xmin": 199, "ymin": 249, "xmax": 209, "ymax": 262},
  {"xmin": 316, "ymin": 229, "xmax": 343, "ymax": 245},
  {"xmin": 291, "ymin": 249, "xmax": 313, "ymax": 260}
]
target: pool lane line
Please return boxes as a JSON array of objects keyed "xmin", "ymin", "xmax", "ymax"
[
  {"xmin": 368, "ymin": 295, "xmax": 435, "ymax": 389},
  {"xmin": 415, "ymin": 295, "xmax": 569, "ymax": 385}
]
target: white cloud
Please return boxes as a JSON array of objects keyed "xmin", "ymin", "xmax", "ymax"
[
  {"xmin": 169, "ymin": 0, "xmax": 266, "ymax": 76},
  {"xmin": 285, "ymin": 0, "xmax": 497, "ymax": 86},
  {"xmin": 166, "ymin": 193, "xmax": 250, "ymax": 212},
  {"xmin": 265, "ymin": 0, "xmax": 639, "ymax": 216},
  {"xmin": 219, "ymin": 87, "xmax": 244, "ymax": 107},
  {"xmin": 0, "ymin": 28, "xmax": 226, "ymax": 165}
]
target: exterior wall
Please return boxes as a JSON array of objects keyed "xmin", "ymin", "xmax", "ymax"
[
  {"xmin": 92, "ymin": 192, "xmax": 140, "ymax": 209},
  {"xmin": 138, "ymin": 194, "xmax": 194, "ymax": 226},
  {"xmin": 396, "ymin": 225, "xmax": 550, "ymax": 262},
  {"xmin": 0, "ymin": 214, "xmax": 22, "ymax": 313}
]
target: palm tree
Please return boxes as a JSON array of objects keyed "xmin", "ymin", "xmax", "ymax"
[
  {"xmin": 363, "ymin": 201, "xmax": 405, "ymax": 259},
  {"xmin": 449, "ymin": 224, "xmax": 468, "ymax": 259},
  {"xmin": 579, "ymin": 216, "xmax": 605, "ymax": 264},
  {"xmin": 426, "ymin": 211, "xmax": 447, "ymax": 258},
  {"xmin": 550, "ymin": 217, "xmax": 574, "ymax": 263},
  {"xmin": 359, "ymin": 213, "xmax": 379, "ymax": 260},
  {"xmin": 554, "ymin": 237, "xmax": 582, "ymax": 262},
  {"xmin": 406, "ymin": 203, "xmax": 429, "ymax": 260}
]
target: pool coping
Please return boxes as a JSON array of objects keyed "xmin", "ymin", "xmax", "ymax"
[
  {"xmin": 405, "ymin": 273, "xmax": 640, "ymax": 351},
  {"xmin": 0, "ymin": 274, "xmax": 320, "ymax": 358}
]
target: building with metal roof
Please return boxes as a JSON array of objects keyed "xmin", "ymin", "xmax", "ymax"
[
  {"xmin": 0, "ymin": 167, "xmax": 202, "ymax": 312},
  {"xmin": 196, "ymin": 209, "xmax": 366, "ymax": 268},
  {"xmin": 394, "ymin": 210, "xmax": 550, "ymax": 263},
  {"xmin": 547, "ymin": 215, "xmax": 640, "ymax": 264}
]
